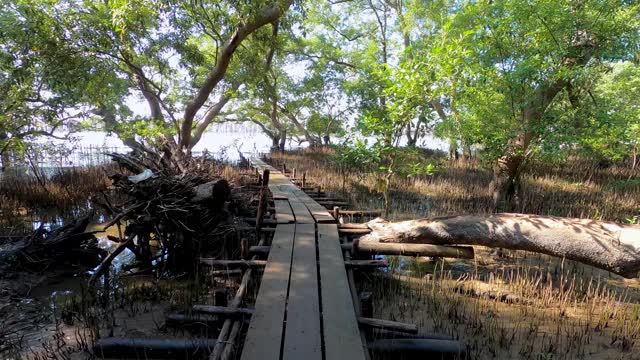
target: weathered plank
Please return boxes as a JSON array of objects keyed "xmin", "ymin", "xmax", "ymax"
[
  {"xmin": 283, "ymin": 223, "xmax": 321, "ymax": 360},
  {"xmin": 304, "ymin": 201, "xmax": 336, "ymax": 223},
  {"xmin": 317, "ymin": 224, "xmax": 368, "ymax": 360},
  {"xmin": 241, "ymin": 224, "xmax": 295, "ymax": 360},
  {"xmin": 274, "ymin": 199, "xmax": 295, "ymax": 223},
  {"xmin": 289, "ymin": 199, "xmax": 314, "ymax": 224}
]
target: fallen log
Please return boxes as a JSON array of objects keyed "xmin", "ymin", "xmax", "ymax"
[
  {"xmin": 358, "ymin": 317, "xmax": 418, "ymax": 333},
  {"xmin": 346, "ymin": 241, "xmax": 474, "ymax": 259},
  {"xmin": 339, "ymin": 210, "xmax": 384, "ymax": 216},
  {"xmin": 0, "ymin": 215, "xmax": 99, "ymax": 267},
  {"xmin": 92, "ymin": 337, "xmax": 217, "ymax": 359},
  {"xmin": 191, "ymin": 179, "xmax": 230, "ymax": 209},
  {"xmin": 338, "ymin": 228, "xmax": 372, "ymax": 235},
  {"xmin": 361, "ymin": 214, "xmax": 640, "ymax": 278}
]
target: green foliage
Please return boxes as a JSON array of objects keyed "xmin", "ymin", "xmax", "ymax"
[{"xmin": 2, "ymin": 0, "xmax": 639, "ymax": 176}]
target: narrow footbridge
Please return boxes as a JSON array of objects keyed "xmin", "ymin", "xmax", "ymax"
[{"xmin": 240, "ymin": 158, "xmax": 367, "ymax": 360}]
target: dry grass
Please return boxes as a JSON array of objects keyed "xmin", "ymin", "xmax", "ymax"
[
  {"xmin": 269, "ymin": 148, "xmax": 639, "ymax": 222},
  {"xmin": 270, "ymin": 148, "xmax": 640, "ymax": 359},
  {"xmin": 0, "ymin": 165, "xmax": 117, "ymax": 235},
  {"xmin": 367, "ymin": 251, "xmax": 640, "ymax": 359}
]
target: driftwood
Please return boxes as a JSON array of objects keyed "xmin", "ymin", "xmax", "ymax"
[
  {"xmin": 191, "ymin": 179, "xmax": 230, "ymax": 207},
  {"xmin": 339, "ymin": 228, "xmax": 372, "ymax": 235},
  {"xmin": 361, "ymin": 214, "xmax": 640, "ymax": 278},
  {"xmin": 89, "ymin": 235, "xmax": 133, "ymax": 287},
  {"xmin": 92, "ymin": 337, "xmax": 217, "ymax": 359},
  {"xmin": 0, "ymin": 215, "xmax": 99, "ymax": 267},
  {"xmin": 101, "ymin": 152, "xmax": 234, "ymax": 276},
  {"xmin": 358, "ymin": 317, "xmax": 418, "ymax": 333}
]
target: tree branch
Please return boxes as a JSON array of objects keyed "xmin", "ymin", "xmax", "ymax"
[{"xmin": 180, "ymin": 1, "xmax": 294, "ymax": 149}]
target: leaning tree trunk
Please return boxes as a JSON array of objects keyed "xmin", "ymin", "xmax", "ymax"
[
  {"xmin": 360, "ymin": 213, "xmax": 640, "ymax": 278},
  {"xmin": 490, "ymin": 132, "xmax": 532, "ymax": 212},
  {"xmin": 278, "ymin": 129, "xmax": 286, "ymax": 151},
  {"xmin": 448, "ymin": 139, "xmax": 459, "ymax": 161}
]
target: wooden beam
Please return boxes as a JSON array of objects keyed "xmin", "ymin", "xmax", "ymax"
[
  {"xmin": 367, "ymin": 339, "xmax": 464, "ymax": 358},
  {"xmin": 241, "ymin": 224, "xmax": 296, "ymax": 360},
  {"xmin": 358, "ymin": 317, "xmax": 418, "ymax": 334},
  {"xmin": 283, "ymin": 223, "xmax": 321, "ymax": 360},
  {"xmin": 317, "ymin": 224, "xmax": 368, "ymax": 360},
  {"xmin": 210, "ymin": 269, "xmax": 243, "ymax": 277},
  {"xmin": 192, "ymin": 305, "xmax": 254, "ymax": 317},
  {"xmin": 249, "ymin": 245, "xmax": 270, "ymax": 255},
  {"xmin": 344, "ymin": 259, "xmax": 389, "ymax": 268},
  {"xmin": 199, "ymin": 259, "xmax": 267, "ymax": 268}
]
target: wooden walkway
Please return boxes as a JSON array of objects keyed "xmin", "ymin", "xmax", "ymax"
[{"xmin": 240, "ymin": 158, "xmax": 367, "ymax": 360}]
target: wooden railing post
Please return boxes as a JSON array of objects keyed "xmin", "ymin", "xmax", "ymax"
[{"xmin": 256, "ymin": 169, "xmax": 270, "ymax": 233}]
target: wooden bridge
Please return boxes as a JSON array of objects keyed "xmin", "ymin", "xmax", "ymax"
[
  {"xmin": 240, "ymin": 158, "xmax": 367, "ymax": 360},
  {"xmin": 92, "ymin": 156, "xmax": 467, "ymax": 359}
]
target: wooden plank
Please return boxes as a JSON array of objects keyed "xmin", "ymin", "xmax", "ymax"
[
  {"xmin": 241, "ymin": 224, "xmax": 296, "ymax": 360},
  {"xmin": 293, "ymin": 193, "xmax": 334, "ymax": 223},
  {"xmin": 317, "ymin": 224, "xmax": 368, "ymax": 360},
  {"xmin": 304, "ymin": 201, "xmax": 336, "ymax": 223},
  {"xmin": 279, "ymin": 186, "xmax": 316, "ymax": 224},
  {"xmin": 274, "ymin": 199, "xmax": 295, "ymax": 223},
  {"xmin": 289, "ymin": 199, "xmax": 314, "ymax": 223},
  {"xmin": 283, "ymin": 223, "xmax": 321, "ymax": 360}
]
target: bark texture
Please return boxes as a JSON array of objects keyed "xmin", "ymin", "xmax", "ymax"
[{"xmin": 361, "ymin": 213, "xmax": 640, "ymax": 278}]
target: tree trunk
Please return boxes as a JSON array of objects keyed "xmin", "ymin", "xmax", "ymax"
[
  {"xmin": 360, "ymin": 214, "xmax": 640, "ymax": 278},
  {"xmin": 406, "ymin": 123, "xmax": 417, "ymax": 147},
  {"xmin": 1, "ymin": 149, "xmax": 12, "ymax": 172},
  {"xmin": 180, "ymin": 1, "xmax": 294, "ymax": 149},
  {"xmin": 462, "ymin": 141, "xmax": 472, "ymax": 160},
  {"xmin": 448, "ymin": 139, "xmax": 459, "ymax": 161},
  {"xmin": 490, "ymin": 133, "xmax": 531, "ymax": 211},
  {"xmin": 278, "ymin": 129, "xmax": 286, "ymax": 151}
]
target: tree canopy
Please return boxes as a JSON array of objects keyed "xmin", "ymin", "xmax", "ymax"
[{"xmin": 1, "ymin": 0, "xmax": 639, "ymax": 200}]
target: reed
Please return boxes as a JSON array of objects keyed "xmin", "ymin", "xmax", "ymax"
[
  {"xmin": 270, "ymin": 149, "xmax": 639, "ymax": 222},
  {"xmin": 271, "ymin": 148, "xmax": 640, "ymax": 358}
]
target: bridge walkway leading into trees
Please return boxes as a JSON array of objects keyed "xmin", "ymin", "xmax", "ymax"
[{"xmin": 240, "ymin": 158, "xmax": 367, "ymax": 360}]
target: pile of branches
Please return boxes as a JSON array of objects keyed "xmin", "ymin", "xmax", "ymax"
[
  {"xmin": 91, "ymin": 149, "xmax": 232, "ymax": 283},
  {"xmin": 0, "ymin": 214, "xmax": 103, "ymax": 271}
]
